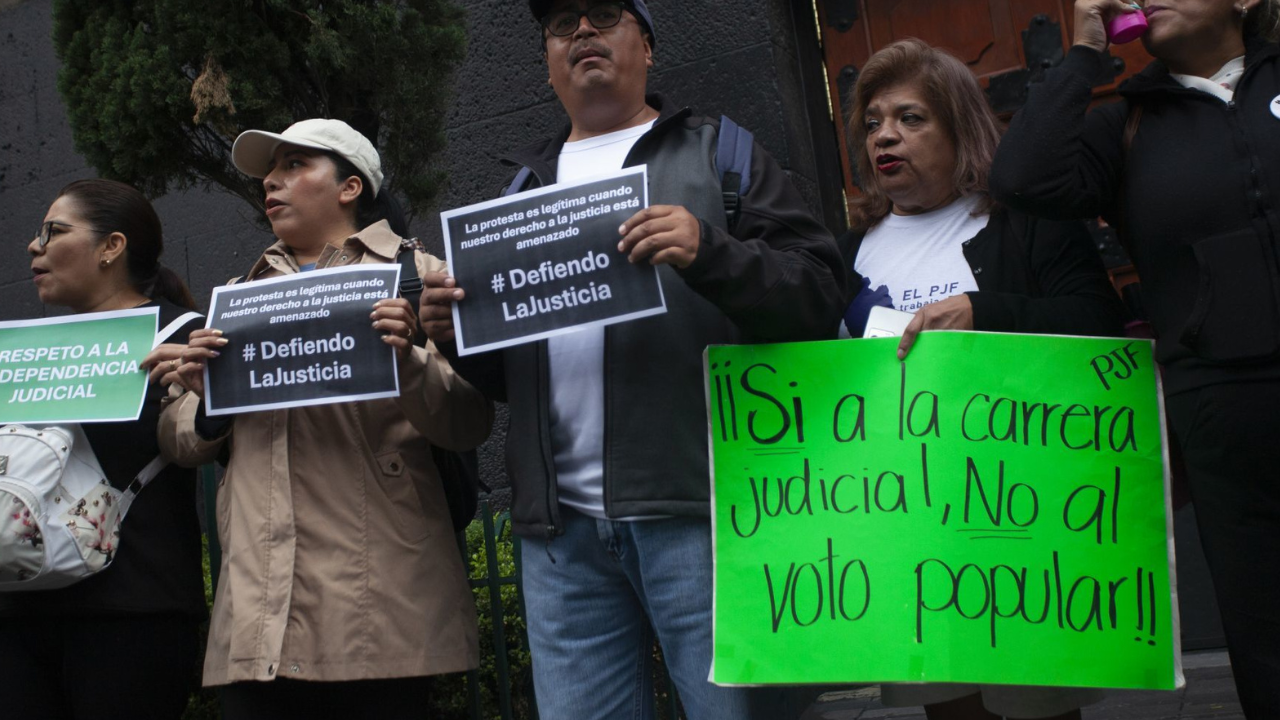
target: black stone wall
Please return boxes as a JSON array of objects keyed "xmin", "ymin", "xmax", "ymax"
[{"xmin": 0, "ymin": 0, "xmax": 847, "ymax": 499}]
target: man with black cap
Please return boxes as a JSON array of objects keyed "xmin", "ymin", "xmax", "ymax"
[{"xmin": 421, "ymin": 2, "xmax": 845, "ymax": 717}]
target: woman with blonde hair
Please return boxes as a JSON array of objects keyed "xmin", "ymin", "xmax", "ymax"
[{"xmin": 991, "ymin": 2, "xmax": 1280, "ymax": 716}]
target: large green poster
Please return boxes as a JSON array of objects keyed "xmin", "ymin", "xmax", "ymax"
[
  {"xmin": 0, "ymin": 308, "xmax": 160, "ymax": 424},
  {"xmin": 707, "ymin": 333, "xmax": 1180, "ymax": 690}
]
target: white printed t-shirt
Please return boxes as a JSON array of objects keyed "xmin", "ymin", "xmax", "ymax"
[
  {"xmin": 843, "ymin": 195, "xmax": 987, "ymax": 338},
  {"xmin": 548, "ymin": 120, "xmax": 655, "ymax": 519}
]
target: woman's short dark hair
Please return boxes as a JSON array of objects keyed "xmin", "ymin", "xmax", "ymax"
[
  {"xmin": 56, "ymin": 179, "xmax": 197, "ymax": 310},
  {"xmin": 845, "ymin": 39, "xmax": 1004, "ymax": 229},
  {"xmin": 325, "ymin": 152, "xmax": 408, "ymax": 237}
]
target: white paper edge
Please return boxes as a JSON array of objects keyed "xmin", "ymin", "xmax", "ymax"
[
  {"xmin": 1151, "ymin": 340, "xmax": 1186, "ymax": 690},
  {"xmin": 457, "ymin": 306, "xmax": 668, "ymax": 356},
  {"xmin": 704, "ymin": 346, "xmax": 719, "ymax": 685},
  {"xmin": 0, "ymin": 306, "xmax": 160, "ymax": 425},
  {"xmin": 206, "ymin": 388, "xmax": 402, "ymax": 417},
  {"xmin": 862, "ymin": 306, "xmax": 915, "ymax": 338},
  {"xmin": 203, "ymin": 264, "xmax": 402, "ymax": 417},
  {"xmin": 441, "ymin": 165, "xmax": 661, "ymax": 355},
  {"xmin": 0, "ymin": 305, "xmax": 159, "ymax": 331}
]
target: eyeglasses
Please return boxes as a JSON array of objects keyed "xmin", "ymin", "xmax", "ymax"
[
  {"xmin": 34, "ymin": 221, "xmax": 109, "ymax": 248},
  {"xmin": 541, "ymin": 2, "xmax": 629, "ymax": 37}
]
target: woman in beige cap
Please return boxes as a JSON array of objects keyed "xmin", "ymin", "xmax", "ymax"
[{"xmin": 162, "ymin": 119, "xmax": 493, "ymax": 719}]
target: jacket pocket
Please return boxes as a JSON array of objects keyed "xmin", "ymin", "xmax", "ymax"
[
  {"xmin": 373, "ymin": 450, "xmax": 430, "ymax": 544},
  {"xmin": 1180, "ymin": 229, "xmax": 1280, "ymax": 362}
]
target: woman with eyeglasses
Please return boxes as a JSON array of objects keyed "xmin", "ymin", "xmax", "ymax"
[
  {"xmin": 990, "ymin": 2, "xmax": 1280, "ymax": 715},
  {"xmin": 159, "ymin": 119, "xmax": 493, "ymax": 720},
  {"xmin": 0, "ymin": 178, "xmax": 206, "ymax": 720}
]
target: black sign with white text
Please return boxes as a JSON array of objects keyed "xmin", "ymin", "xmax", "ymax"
[
  {"xmin": 441, "ymin": 166, "xmax": 666, "ymax": 355},
  {"xmin": 203, "ymin": 265, "xmax": 402, "ymax": 416}
]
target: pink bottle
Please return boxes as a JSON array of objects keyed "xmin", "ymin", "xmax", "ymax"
[{"xmin": 1107, "ymin": 10, "xmax": 1149, "ymax": 44}]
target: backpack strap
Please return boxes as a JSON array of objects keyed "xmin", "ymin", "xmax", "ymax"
[
  {"xmin": 392, "ymin": 240, "xmax": 486, "ymax": 529},
  {"xmin": 153, "ymin": 311, "xmax": 202, "ymax": 348},
  {"xmin": 116, "ymin": 454, "xmax": 169, "ymax": 517},
  {"xmin": 716, "ymin": 115, "xmax": 754, "ymax": 232},
  {"xmin": 395, "ymin": 240, "xmax": 429, "ymax": 349},
  {"xmin": 502, "ymin": 166, "xmax": 534, "ymax": 197}
]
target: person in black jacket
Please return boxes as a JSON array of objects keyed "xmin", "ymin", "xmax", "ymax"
[
  {"xmin": 989, "ymin": 1, "xmax": 1280, "ymax": 716},
  {"xmin": 840, "ymin": 39, "xmax": 1125, "ymax": 720},
  {"xmin": 418, "ymin": 2, "xmax": 845, "ymax": 718},
  {"xmin": 0, "ymin": 179, "xmax": 205, "ymax": 720}
]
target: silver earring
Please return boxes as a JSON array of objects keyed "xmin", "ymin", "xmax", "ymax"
[{"xmin": 1239, "ymin": 4, "xmax": 1249, "ymax": 18}]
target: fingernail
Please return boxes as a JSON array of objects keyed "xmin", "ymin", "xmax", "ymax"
[
  {"xmin": 617, "ymin": 242, "xmax": 626, "ymax": 251},
  {"xmin": 444, "ymin": 277, "xmax": 456, "ymax": 287},
  {"xmin": 453, "ymin": 290, "xmax": 464, "ymax": 300},
  {"xmin": 618, "ymin": 224, "xmax": 627, "ymax": 234},
  {"xmin": 209, "ymin": 351, "xmax": 220, "ymax": 358},
  {"xmin": 212, "ymin": 330, "xmax": 223, "ymax": 337},
  {"xmin": 215, "ymin": 338, "xmax": 228, "ymax": 346}
]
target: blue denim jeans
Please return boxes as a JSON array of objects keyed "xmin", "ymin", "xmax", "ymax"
[{"xmin": 522, "ymin": 507, "xmax": 791, "ymax": 720}]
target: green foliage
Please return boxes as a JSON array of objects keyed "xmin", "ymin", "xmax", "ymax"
[
  {"xmin": 429, "ymin": 515, "xmax": 536, "ymax": 720},
  {"xmin": 52, "ymin": 0, "xmax": 467, "ymax": 218}
]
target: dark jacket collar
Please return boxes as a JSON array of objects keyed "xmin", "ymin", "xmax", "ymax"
[
  {"xmin": 1120, "ymin": 36, "xmax": 1279, "ymax": 98},
  {"xmin": 500, "ymin": 93, "xmax": 692, "ymax": 185}
]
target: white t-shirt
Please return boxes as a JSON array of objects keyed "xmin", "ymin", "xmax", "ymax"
[
  {"xmin": 548, "ymin": 120, "xmax": 655, "ymax": 519},
  {"xmin": 842, "ymin": 195, "xmax": 986, "ymax": 337}
]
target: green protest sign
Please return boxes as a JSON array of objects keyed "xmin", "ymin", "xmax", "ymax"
[
  {"xmin": 0, "ymin": 308, "xmax": 159, "ymax": 424},
  {"xmin": 707, "ymin": 333, "xmax": 1180, "ymax": 690}
]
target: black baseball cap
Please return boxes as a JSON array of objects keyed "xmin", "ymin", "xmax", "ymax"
[{"xmin": 529, "ymin": 0, "xmax": 656, "ymax": 46}]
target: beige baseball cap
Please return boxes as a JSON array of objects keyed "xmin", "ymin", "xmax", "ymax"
[{"xmin": 231, "ymin": 118, "xmax": 384, "ymax": 195}]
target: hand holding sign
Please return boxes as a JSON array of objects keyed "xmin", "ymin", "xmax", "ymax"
[
  {"xmin": 897, "ymin": 294, "xmax": 975, "ymax": 359},
  {"xmin": 176, "ymin": 329, "xmax": 226, "ymax": 399},
  {"xmin": 419, "ymin": 271, "xmax": 464, "ymax": 345},
  {"xmin": 617, "ymin": 204, "xmax": 701, "ymax": 268},
  {"xmin": 370, "ymin": 298, "xmax": 418, "ymax": 362},
  {"xmin": 140, "ymin": 342, "xmax": 190, "ymax": 387}
]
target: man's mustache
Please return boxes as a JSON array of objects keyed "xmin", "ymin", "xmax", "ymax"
[{"xmin": 570, "ymin": 41, "xmax": 613, "ymax": 64}]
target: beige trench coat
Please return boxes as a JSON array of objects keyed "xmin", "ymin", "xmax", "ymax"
[{"xmin": 160, "ymin": 222, "xmax": 492, "ymax": 686}]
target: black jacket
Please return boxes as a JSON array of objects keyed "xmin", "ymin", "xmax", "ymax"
[
  {"xmin": 990, "ymin": 40, "xmax": 1280, "ymax": 394},
  {"xmin": 452, "ymin": 95, "xmax": 846, "ymax": 539},
  {"xmin": 839, "ymin": 206, "xmax": 1126, "ymax": 337}
]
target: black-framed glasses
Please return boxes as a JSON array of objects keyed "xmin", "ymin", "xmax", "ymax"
[
  {"xmin": 541, "ymin": 2, "xmax": 629, "ymax": 37},
  {"xmin": 34, "ymin": 221, "xmax": 109, "ymax": 248}
]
